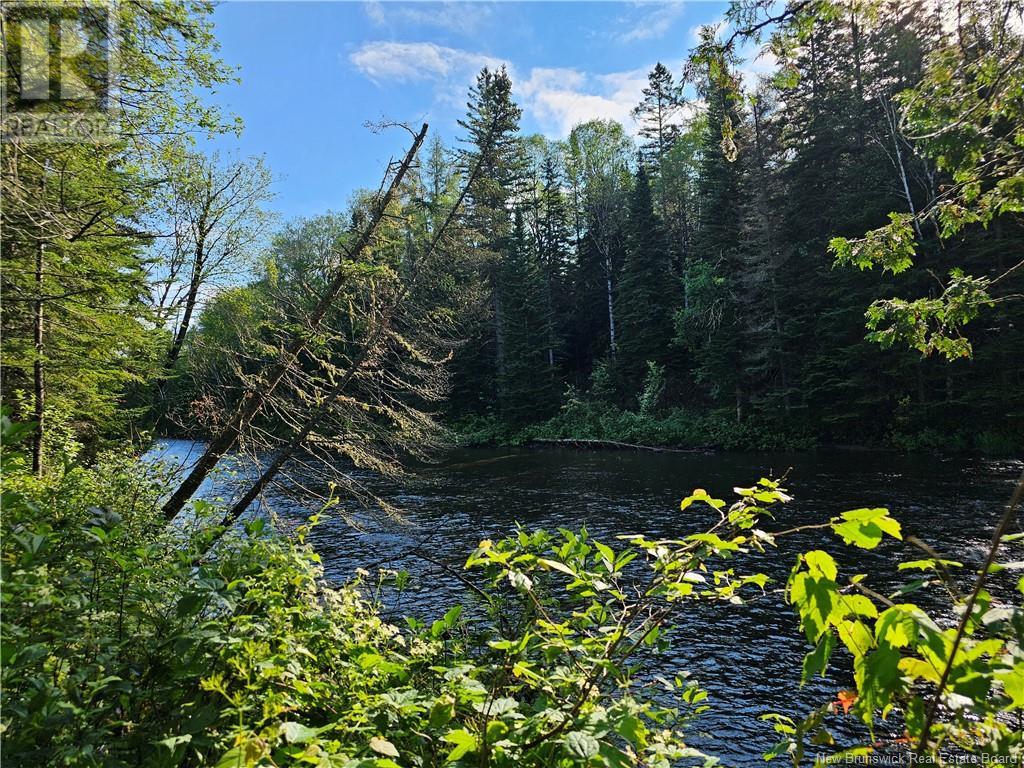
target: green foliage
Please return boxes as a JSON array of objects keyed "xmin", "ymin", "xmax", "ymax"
[
  {"xmin": 773, "ymin": 508, "xmax": 1024, "ymax": 760},
  {"xmin": 862, "ymin": 270, "xmax": 993, "ymax": 359},
  {"xmin": 615, "ymin": 168, "xmax": 676, "ymax": 395},
  {"xmin": 2, "ymin": 414, "xmax": 775, "ymax": 767},
  {"xmin": 1, "ymin": 0, "xmax": 237, "ymax": 455},
  {"xmin": 3, "ymin": 413, "xmax": 1021, "ymax": 764},
  {"xmin": 637, "ymin": 362, "xmax": 666, "ymax": 417},
  {"xmin": 823, "ymin": 0, "xmax": 1024, "ymax": 358},
  {"xmin": 521, "ymin": 398, "xmax": 815, "ymax": 452}
]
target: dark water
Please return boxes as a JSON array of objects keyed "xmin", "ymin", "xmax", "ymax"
[{"xmin": 151, "ymin": 441, "xmax": 1023, "ymax": 764}]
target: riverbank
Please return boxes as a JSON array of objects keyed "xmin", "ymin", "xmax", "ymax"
[{"xmin": 451, "ymin": 401, "xmax": 1022, "ymax": 456}]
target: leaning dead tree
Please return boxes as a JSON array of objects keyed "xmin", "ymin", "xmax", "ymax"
[
  {"xmin": 208, "ymin": 117, "xmax": 498, "ymax": 534},
  {"xmin": 162, "ymin": 124, "xmax": 428, "ymax": 521}
]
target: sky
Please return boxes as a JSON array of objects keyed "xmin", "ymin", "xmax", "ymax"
[{"xmin": 204, "ymin": 1, "xmax": 742, "ymax": 220}]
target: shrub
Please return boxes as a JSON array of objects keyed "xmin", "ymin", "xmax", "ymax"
[{"xmin": 3, "ymin": 415, "xmax": 1021, "ymax": 765}]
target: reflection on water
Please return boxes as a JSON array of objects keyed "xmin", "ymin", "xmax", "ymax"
[{"xmin": 150, "ymin": 440, "xmax": 1023, "ymax": 764}]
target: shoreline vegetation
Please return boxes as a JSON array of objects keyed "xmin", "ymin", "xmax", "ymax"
[
  {"xmin": 4, "ymin": 417, "xmax": 1022, "ymax": 766},
  {"xmin": 450, "ymin": 408, "xmax": 1021, "ymax": 457}
]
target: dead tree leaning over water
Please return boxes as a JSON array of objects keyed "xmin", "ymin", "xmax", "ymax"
[{"xmin": 162, "ymin": 123, "xmax": 428, "ymax": 521}]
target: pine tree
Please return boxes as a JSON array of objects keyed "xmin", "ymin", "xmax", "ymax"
[
  {"xmin": 451, "ymin": 66, "xmax": 525, "ymax": 412},
  {"xmin": 615, "ymin": 167, "xmax": 674, "ymax": 398},
  {"xmin": 499, "ymin": 210, "xmax": 557, "ymax": 422}
]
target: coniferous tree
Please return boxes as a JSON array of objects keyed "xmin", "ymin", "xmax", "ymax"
[
  {"xmin": 615, "ymin": 167, "xmax": 674, "ymax": 397},
  {"xmin": 450, "ymin": 66, "xmax": 525, "ymax": 413},
  {"xmin": 537, "ymin": 151, "xmax": 573, "ymax": 374},
  {"xmin": 632, "ymin": 63, "xmax": 684, "ymax": 177},
  {"xmin": 677, "ymin": 55, "xmax": 749, "ymax": 421},
  {"xmin": 737, "ymin": 88, "xmax": 792, "ymax": 415},
  {"xmin": 499, "ymin": 210, "xmax": 557, "ymax": 422}
]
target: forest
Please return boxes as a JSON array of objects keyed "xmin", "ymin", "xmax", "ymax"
[{"xmin": 1, "ymin": 0, "xmax": 1023, "ymax": 765}]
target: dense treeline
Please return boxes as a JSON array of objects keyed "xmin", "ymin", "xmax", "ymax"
[
  {"xmin": 3, "ymin": 2, "xmax": 1021, "ymax": 462},
  {"xmin": 438, "ymin": 2, "xmax": 1024, "ymax": 452}
]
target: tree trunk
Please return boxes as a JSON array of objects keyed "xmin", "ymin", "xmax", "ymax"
[
  {"xmin": 32, "ymin": 239, "xmax": 45, "ymax": 476},
  {"xmin": 162, "ymin": 124, "xmax": 428, "ymax": 521},
  {"xmin": 164, "ymin": 272, "xmax": 200, "ymax": 370},
  {"xmin": 604, "ymin": 253, "xmax": 617, "ymax": 357},
  {"xmin": 194, "ymin": 131, "xmax": 491, "ymax": 542},
  {"xmin": 882, "ymin": 97, "xmax": 924, "ymax": 241}
]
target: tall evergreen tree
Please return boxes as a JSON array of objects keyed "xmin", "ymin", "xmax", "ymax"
[
  {"xmin": 676, "ymin": 55, "xmax": 749, "ymax": 421},
  {"xmin": 450, "ymin": 66, "xmax": 524, "ymax": 413},
  {"xmin": 499, "ymin": 210, "xmax": 557, "ymax": 422},
  {"xmin": 632, "ymin": 63, "xmax": 684, "ymax": 175},
  {"xmin": 537, "ymin": 150, "xmax": 574, "ymax": 374},
  {"xmin": 615, "ymin": 167, "xmax": 674, "ymax": 397}
]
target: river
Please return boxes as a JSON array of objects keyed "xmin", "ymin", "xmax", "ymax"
[{"xmin": 150, "ymin": 440, "xmax": 1023, "ymax": 764}]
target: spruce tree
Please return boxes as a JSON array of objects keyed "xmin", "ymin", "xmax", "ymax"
[
  {"xmin": 632, "ymin": 63, "xmax": 684, "ymax": 174},
  {"xmin": 676, "ymin": 61, "xmax": 749, "ymax": 421},
  {"xmin": 537, "ymin": 151, "xmax": 573, "ymax": 374},
  {"xmin": 615, "ymin": 167, "xmax": 674, "ymax": 398},
  {"xmin": 499, "ymin": 210, "xmax": 556, "ymax": 422},
  {"xmin": 450, "ymin": 66, "xmax": 524, "ymax": 413}
]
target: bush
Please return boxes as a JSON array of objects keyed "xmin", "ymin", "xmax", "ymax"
[
  {"xmin": 522, "ymin": 399, "xmax": 815, "ymax": 451},
  {"xmin": 3, "ymin": 415, "xmax": 1021, "ymax": 765}
]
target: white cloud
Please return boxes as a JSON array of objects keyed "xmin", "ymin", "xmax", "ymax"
[
  {"xmin": 618, "ymin": 2, "xmax": 687, "ymax": 43},
  {"xmin": 362, "ymin": 1, "xmax": 495, "ymax": 35},
  {"xmin": 363, "ymin": 0, "xmax": 387, "ymax": 26},
  {"xmin": 350, "ymin": 41, "xmax": 666, "ymax": 138},
  {"xmin": 349, "ymin": 41, "xmax": 505, "ymax": 85}
]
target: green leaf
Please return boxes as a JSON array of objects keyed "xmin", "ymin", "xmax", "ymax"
[
  {"xmin": 429, "ymin": 698, "xmax": 455, "ymax": 729},
  {"xmin": 369, "ymin": 736, "xmax": 399, "ymax": 758},
  {"xmin": 802, "ymin": 632, "xmax": 835, "ymax": 683},
  {"xmin": 279, "ymin": 721, "xmax": 319, "ymax": 744},
  {"xmin": 832, "ymin": 508, "xmax": 901, "ymax": 550},
  {"xmin": 443, "ymin": 729, "xmax": 478, "ymax": 762},
  {"xmin": 803, "ymin": 550, "xmax": 837, "ymax": 580},
  {"xmin": 680, "ymin": 489, "xmax": 725, "ymax": 511},
  {"xmin": 997, "ymin": 663, "xmax": 1024, "ymax": 709},
  {"xmin": 214, "ymin": 747, "xmax": 245, "ymax": 768},
  {"xmin": 157, "ymin": 734, "xmax": 192, "ymax": 750},
  {"xmin": 563, "ymin": 730, "xmax": 600, "ymax": 759},
  {"xmin": 594, "ymin": 541, "xmax": 615, "ymax": 567},
  {"xmin": 537, "ymin": 558, "xmax": 575, "ymax": 577},
  {"xmin": 485, "ymin": 720, "xmax": 509, "ymax": 741}
]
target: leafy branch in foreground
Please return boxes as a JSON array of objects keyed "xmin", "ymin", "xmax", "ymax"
[
  {"xmin": 821, "ymin": 0, "xmax": 1024, "ymax": 358},
  {"xmin": 3, "ymin": 411, "xmax": 1021, "ymax": 766},
  {"xmin": 767, "ymin": 479, "xmax": 1024, "ymax": 763}
]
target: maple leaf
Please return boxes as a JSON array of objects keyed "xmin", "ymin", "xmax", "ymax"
[{"xmin": 835, "ymin": 689, "xmax": 858, "ymax": 714}]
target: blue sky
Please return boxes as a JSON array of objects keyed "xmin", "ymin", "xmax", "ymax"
[{"xmin": 205, "ymin": 1, "xmax": 742, "ymax": 220}]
